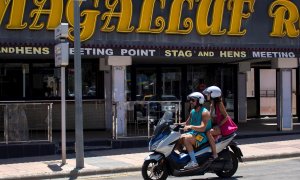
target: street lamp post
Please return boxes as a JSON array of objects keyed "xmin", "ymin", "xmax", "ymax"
[{"xmin": 73, "ymin": 0, "xmax": 84, "ymax": 168}]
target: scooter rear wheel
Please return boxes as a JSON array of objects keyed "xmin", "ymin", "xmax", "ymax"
[
  {"xmin": 142, "ymin": 159, "xmax": 168, "ymax": 180},
  {"xmin": 216, "ymin": 151, "xmax": 238, "ymax": 178}
]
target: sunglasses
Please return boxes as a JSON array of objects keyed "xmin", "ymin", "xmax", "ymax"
[{"xmin": 190, "ymin": 99, "xmax": 197, "ymax": 102}]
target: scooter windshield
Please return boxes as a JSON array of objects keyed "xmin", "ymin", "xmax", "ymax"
[
  {"xmin": 156, "ymin": 111, "xmax": 173, "ymax": 126},
  {"xmin": 152, "ymin": 111, "xmax": 173, "ymax": 136}
]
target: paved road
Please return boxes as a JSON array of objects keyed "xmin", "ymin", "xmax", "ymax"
[
  {"xmin": 53, "ymin": 157, "xmax": 300, "ymax": 180},
  {"xmin": 1, "ymin": 134, "xmax": 300, "ymax": 180}
]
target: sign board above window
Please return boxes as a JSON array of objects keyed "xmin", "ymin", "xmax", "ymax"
[{"xmin": 0, "ymin": 0, "xmax": 299, "ymax": 54}]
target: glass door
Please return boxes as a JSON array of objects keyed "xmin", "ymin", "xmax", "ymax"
[
  {"xmin": 134, "ymin": 68, "xmax": 157, "ymax": 136},
  {"xmin": 161, "ymin": 67, "xmax": 182, "ymax": 100},
  {"xmin": 187, "ymin": 65, "xmax": 236, "ymax": 118},
  {"xmin": 136, "ymin": 68, "xmax": 157, "ymax": 100},
  {"xmin": 260, "ymin": 69, "xmax": 276, "ymax": 116}
]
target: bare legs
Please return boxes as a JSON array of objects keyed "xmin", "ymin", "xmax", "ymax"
[
  {"xmin": 183, "ymin": 134, "xmax": 195, "ymax": 152},
  {"xmin": 206, "ymin": 127, "xmax": 221, "ymax": 158},
  {"xmin": 181, "ymin": 134, "xmax": 198, "ymax": 169}
]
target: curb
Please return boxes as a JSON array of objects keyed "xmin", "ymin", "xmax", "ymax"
[
  {"xmin": 243, "ymin": 152, "xmax": 300, "ymax": 162},
  {"xmin": 1, "ymin": 167, "xmax": 142, "ymax": 180},
  {"xmin": 2, "ymin": 153, "xmax": 300, "ymax": 180},
  {"xmin": 236, "ymin": 132, "xmax": 300, "ymax": 139}
]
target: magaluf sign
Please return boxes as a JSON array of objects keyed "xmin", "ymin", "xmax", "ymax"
[{"xmin": 0, "ymin": 0, "xmax": 299, "ymax": 57}]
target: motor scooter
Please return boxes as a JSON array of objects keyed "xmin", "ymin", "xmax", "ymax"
[{"xmin": 142, "ymin": 111, "xmax": 243, "ymax": 180}]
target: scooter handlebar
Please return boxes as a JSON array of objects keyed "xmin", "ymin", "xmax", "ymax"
[
  {"xmin": 175, "ymin": 124, "xmax": 191, "ymax": 133},
  {"xmin": 179, "ymin": 128, "xmax": 185, "ymax": 134},
  {"xmin": 172, "ymin": 123, "xmax": 184, "ymax": 132}
]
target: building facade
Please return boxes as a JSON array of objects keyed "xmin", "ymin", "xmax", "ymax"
[{"xmin": 0, "ymin": 0, "xmax": 299, "ymax": 140}]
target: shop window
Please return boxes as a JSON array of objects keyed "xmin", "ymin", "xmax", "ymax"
[
  {"xmin": 136, "ymin": 68, "xmax": 157, "ymax": 101},
  {"xmin": 260, "ymin": 69, "xmax": 276, "ymax": 115},
  {"xmin": 0, "ymin": 60, "xmax": 102, "ymax": 100},
  {"xmin": 134, "ymin": 67, "xmax": 181, "ymax": 101},
  {"xmin": 187, "ymin": 66, "xmax": 209, "ymax": 94},
  {"xmin": 0, "ymin": 63, "xmax": 23, "ymax": 99},
  {"xmin": 259, "ymin": 69, "xmax": 296, "ymax": 116},
  {"xmin": 161, "ymin": 67, "xmax": 181, "ymax": 100},
  {"xmin": 187, "ymin": 65, "xmax": 235, "ymax": 117},
  {"xmin": 67, "ymin": 61, "xmax": 98, "ymax": 98},
  {"xmin": 31, "ymin": 63, "xmax": 60, "ymax": 98}
]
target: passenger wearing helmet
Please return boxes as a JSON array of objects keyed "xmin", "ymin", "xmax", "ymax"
[
  {"xmin": 180, "ymin": 92, "xmax": 212, "ymax": 169},
  {"xmin": 203, "ymin": 86, "xmax": 237, "ymax": 160}
]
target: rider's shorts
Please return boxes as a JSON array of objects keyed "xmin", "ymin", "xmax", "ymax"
[{"xmin": 186, "ymin": 130, "xmax": 208, "ymax": 148}]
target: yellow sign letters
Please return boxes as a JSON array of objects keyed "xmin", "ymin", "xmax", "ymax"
[{"xmin": 0, "ymin": 0, "xmax": 299, "ymax": 42}]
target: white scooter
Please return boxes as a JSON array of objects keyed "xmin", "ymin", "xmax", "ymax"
[{"xmin": 142, "ymin": 111, "xmax": 243, "ymax": 180}]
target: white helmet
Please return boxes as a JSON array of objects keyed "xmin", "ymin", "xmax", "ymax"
[
  {"xmin": 203, "ymin": 86, "xmax": 222, "ymax": 98},
  {"xmin": 187, "ymin": 92, "xmax": 205, "ymax": 104}
]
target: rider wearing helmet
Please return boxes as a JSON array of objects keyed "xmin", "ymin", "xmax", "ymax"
[
  {"xmin": 203, "ymin": 86, "xmax": 236, "ymax": 160},
  {"xmin": 180, "ymin": 92, "xmax": 212, "ymax": 169},
  {"xmin": 203, "ymin": 86, "xmax": 222, "ymax": 99}
]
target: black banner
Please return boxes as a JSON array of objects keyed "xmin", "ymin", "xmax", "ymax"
[{"xmin": 0, "ymin": 45, "xmax": 299, "ymax": 59}]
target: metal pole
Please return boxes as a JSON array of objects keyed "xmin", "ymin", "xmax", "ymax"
[
  {"xmin": 147, "ymin": 103, "xmax": 150, "ymax": 138},
  {"xmin": 74, "ymin": 0, "xmax": 84, "ymax": 168},
  {"xmin": 175, "ymin": 103, "xmax": 178, "ymax": 124},
  {"xmin": 112, "ymin": 102, "xmax": 118, "ymax": 140},
  {"xmin": 22, "ymin": 65, "xmax": 26, "ymax": 98},
  {"xmin": 61, "ymin": 67, "xmax": 66, "ymax": 164},
  {"xmin": 178, "ymin": 101, "xmax": 181, "ymax": 123},
  {"xmin": 49, "ymin": 103, "xmax": 53, "ymax": 143},
  {"xmin": 4, "ymin": 105, "xmax": 8, "ymax": 144},
  {"xmin": 112, "ymin": 103, "xmax": 115, "ymax": 139}
]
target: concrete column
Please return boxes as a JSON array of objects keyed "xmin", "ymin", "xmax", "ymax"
[
  {"xmin": 237, "ymin": 62, "xmax": 250, "ymax": 123},
  {"xmin": 276, "ymin": 69, "xmax": 293, "ymax": 130},
  {"xmin": 272, "ymin": 58, "xmax": 298, "ymax": 131},
  {"xmin": 104, "ymin": 68, "xmax": 112, "ymax": 130},
  {"xmin": 112, "ymin": 66, "xmax": 127, "ymax": 136},
  {"xmin": 238, "ymin": 73, "xmax": 247, "ymax": 123},
  {"xmin": 108, "ymin": 56, "xmax": 132, "ymax": 136},
  {"xmin": 100, "ymin": 58, "xmax": 113, "ymax": 131}
]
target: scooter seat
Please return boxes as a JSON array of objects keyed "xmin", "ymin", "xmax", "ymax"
[
  {"xmin": 217, "ymin": 133, "xmax": 236, "ymax": 142},
  {"xmin": 193, "ymin": 133, "xmax": 236, "ymax": 152},
  {"xmin": 179, "ymin": 142, "xmax": 210, "ymax": 154},
  {"xmin": 178, "ymin": 133, "xmax": 237, "ymax": 154},
  {"xmin": 194, "ymin": 142, "xmax": 210, "ymax": 152}
]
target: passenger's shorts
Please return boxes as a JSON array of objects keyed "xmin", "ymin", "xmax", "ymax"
[{"xmin": 186, "ymin": 130, "xmax": 208, "ymax": 148}]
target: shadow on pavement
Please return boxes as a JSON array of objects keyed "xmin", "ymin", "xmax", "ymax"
[{"xmin": 236, "ymin": 134, "xmax": 300, "ymax": 145}]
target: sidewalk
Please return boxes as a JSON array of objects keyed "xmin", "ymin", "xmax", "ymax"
[{"xmin": 0, "ymin": 134, "xmax": 300, "ymax": 180}]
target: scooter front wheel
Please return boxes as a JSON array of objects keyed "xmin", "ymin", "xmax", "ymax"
[{"xmin": 142, "ymin": 159, "xmax": 168, "ymax": 180}]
